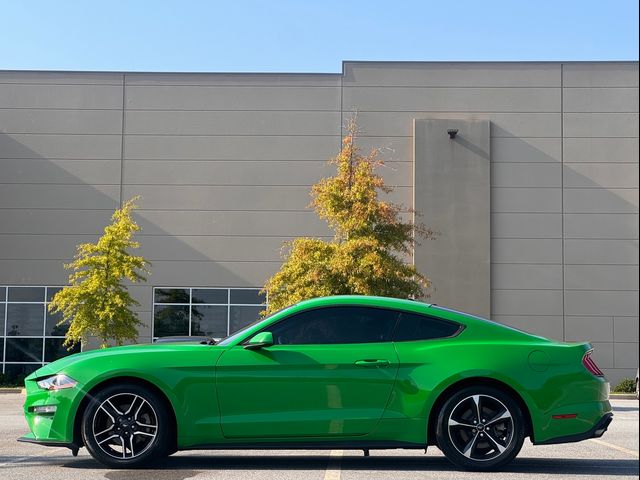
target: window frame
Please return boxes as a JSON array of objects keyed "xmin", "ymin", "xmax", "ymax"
[
  {"xmin": 151, "ymin": 287, "xmax": 266, "ymax": 340},
  {"xmin": 243, "ymin": 304, "xmax": 465, "ymax": 347},
  {"xmin": 0, "ymin": 285, "xmax": 75, "ymax": 375}
]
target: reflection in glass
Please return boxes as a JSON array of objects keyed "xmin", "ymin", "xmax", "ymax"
[
  {"xmin": 229, "ymin": 306, "xmax": 263, "ymax": 333},
  {"xmin": 0, "ymin": 338, "xmax": 3, "ymax": 362},
  {"xmin": 191, "ymin": 305, "xmax": 227, "ymax": 338},
  {"xmin": 268, "ymin": 306, "xmax": 399, "ymax": 345},
  {"xmin": 4, "ymin": 363, "xmax": 40, "ymax": 383},
  {"xmin": 5, "ymin": 338, "xmax": 44, "ymax": 362},
  {"xmin": 394, "ymin": 312, "xmax": 461, "ymax": 341},
  {"xmin": 230, "ymin": 289, "xmax": 266, "ymax": 305},
  {"xmin": 154, "ymin": 288, "xmax": 189, "ymax": 304},
  {"xmin": 153, "ymin": 305, "xmax": 189, "ymax": 337},
  {"xmin": 7, "ymin": 304, "xmax": 45, "ymax": 336},
  {"xmin": 192, "ymin": 289, "xmax": 227, "ymax": 304},
  {"xmin": 0, "ymin": 304, "xmax": 4, "ymax": 336},
  {"xmin": 46, "ymin": 309, "xmax": 69, "ymax": 336},
  {"xmin": 45, "ymin": 338, "xmax": 80, "ymax": 362},
  {"xmin": 0, "ymin": 287, "xmax": 5, "ymax": 302},
  {"xmin": 8, "ymin": 287, "xmax": 45, "ymax": 302}
]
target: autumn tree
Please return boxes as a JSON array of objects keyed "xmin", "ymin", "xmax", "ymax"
[
  {"xmin": 263, "ymin": 120, "xmax": 434, "ymax": 313},
  {"xmin": 48, "ymin": 197, "xmax": 150, "ymax": 348}
]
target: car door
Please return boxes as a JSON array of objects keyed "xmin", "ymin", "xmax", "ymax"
[{"xmin": 215, "ymin": 306, "xmax": 400, "ymax": 439}]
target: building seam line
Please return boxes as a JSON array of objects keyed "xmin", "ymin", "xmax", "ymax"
[
  {"xmin": 119, "ymin": 73, "xmax": 126, "ymax": 206},
  {"xmin": 560, "ymin": 63, "xmax": 565, "ymax": 341}
]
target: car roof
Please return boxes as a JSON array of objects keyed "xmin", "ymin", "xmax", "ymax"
[{"xmin": 292, "ymin": 295, "xmax": 432, "ymax": 310}]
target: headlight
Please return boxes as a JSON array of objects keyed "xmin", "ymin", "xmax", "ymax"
[{"xmin": 36, "ymin": 374, "xmax": 78, "ymax": 391}]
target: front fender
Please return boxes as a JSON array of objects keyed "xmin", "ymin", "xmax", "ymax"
[{"xmin": 23, "ymin": 345, "xmax": 224, "ymax": 447}]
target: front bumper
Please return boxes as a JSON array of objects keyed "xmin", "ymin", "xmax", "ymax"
[
  {"xmin": 18, "ymin": 433, "xmax": 77, "ymax": 449},
  {"xmin": 21, "ymin": 378, "xmax": 83, "ymax": 445},
  {"xmin": 534, "ymin": 412, "xmax": 613, "ymax": 445}
]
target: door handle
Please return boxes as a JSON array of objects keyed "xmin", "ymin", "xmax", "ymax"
[{"xmin": 354, "ymin": 359, "xmax": 390, "ymax": 368}]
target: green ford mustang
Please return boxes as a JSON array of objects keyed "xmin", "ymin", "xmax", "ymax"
[{"xmin": 19, "ymin": 295, "xmax": 612, "ymax": 470}]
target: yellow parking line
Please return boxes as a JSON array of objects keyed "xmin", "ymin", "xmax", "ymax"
[
  {"xmin": 590, "ymin": 438, "xmax": 639, "ymax": 458},
  {"xmin": 324, "ymin": 449, "xmax": 343, "ymax": 480}
]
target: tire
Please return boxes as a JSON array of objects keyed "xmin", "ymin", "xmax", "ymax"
[
  {"xmin": 81, "ymin": 383, "xmax": 171, "ymax": 468},
  {"xmin": 435, "ymin": 386, "xmax": 525, "ymax": 471}
]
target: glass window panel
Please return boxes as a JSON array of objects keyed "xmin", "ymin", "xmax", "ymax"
[
  {"xmin": 393, "ymin": 312, "xmax": 461, "ymax": 342},
  {"xmin": 6, "ymin": 304, "xmax": 45, "ymax": 336},
  {"xmin": 46, "ymin": 309, "xmax": 69, "ymax": 336},
  {"xmin": 230, "ymin": 306, "xmax": 263, "ymax": 334},
  {"xmin": 5, "ymin": 338, "xmax": 43, "ymax": 362},
  {"xmin": 0, "ymin": 287, "xmax": 5, "ymax": 302},
  {"xmin": 44, "ymin": 338, "xmax": 80, "ymax": 362},
  {"xmin": 268, "ymin": 307, "xmax": 398, "ymax": 345},
  {"xmin": 191, "ymin": 305, "xmax": 228, "ymax": 338},
  {"xmin": 154, "ymin": 288, "xmax": 190, "ymax": 304},
  {"xmin": 153, "ymin": 305, "xmax": 189, "ymax": 337},
  {"xmin": 46, "ymin": 287, "xmax": 63, "ymax": 302},
  {"xmin": 0, "ymin": 304, "xmax": 4, "ymax": 336},
  {"xmin": 230, "ymin": 289, "xmax": 265, "ymax": 305},
  {"xmin": 0, "ymin": 338, "xmax": 4, "ymax": 362},
  {"xmin": 192, "ymin": 289, "xmax": 227, "ymax": 304},
  {"xmin": 4, "ymin": 363, "xmax": 40, "ymax": 384},
  {"xmin": 8, "ymin": 287, "xmax": 45, "ymax": 302}
]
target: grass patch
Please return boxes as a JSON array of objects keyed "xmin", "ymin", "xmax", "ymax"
[{"xmin": 612, "ymin": 377, "xmax": 636, "ymax": 393}]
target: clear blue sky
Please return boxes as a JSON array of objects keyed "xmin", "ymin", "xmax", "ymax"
[{"xmin": 1, "ymin": 0, "xmax": 638, "ymax": 72}]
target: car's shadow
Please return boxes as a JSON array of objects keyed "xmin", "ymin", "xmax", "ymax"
[{"xmin": 58, "ymin": 455, "xmax": 640, "ymax": 478}]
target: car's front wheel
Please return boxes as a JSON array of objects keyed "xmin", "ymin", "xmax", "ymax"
[
  {"xmin": 81, "ymin": 383, "xmax": 171, "ymax": 468},
  {"xmin": 436, "ymin": 386, "xmax": 525, "ymax": 471}
]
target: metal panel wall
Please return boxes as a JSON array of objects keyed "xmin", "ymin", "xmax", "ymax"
[
  {"xmin": 121, "ymin": 74, "xmax": 342, "ymax": 335},
  {"xmin": 562, "ymin": 63, "xmax": 639, "ymax": 378},
  {"xmin": 413, "ymin": 119, "xmax": 491, "ymax": 317},
  {"xmin": 342, "ymin": 62, "xmax": 565, "ymax": 343}
]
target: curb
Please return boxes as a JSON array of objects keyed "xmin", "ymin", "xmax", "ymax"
[
  {"xmin": 0, "ymin": 388, "xmax": 23, "ymax": 394},
  {"xmin": 610, "ymin": 393, "xmax": 638, "ymax": 400}
]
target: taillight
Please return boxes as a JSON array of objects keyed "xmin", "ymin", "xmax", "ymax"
[{"xmin": 582, "ymin": 350, "xmax": 604, "ymax": 377}]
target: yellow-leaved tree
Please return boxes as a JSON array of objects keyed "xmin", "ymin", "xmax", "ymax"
[
  {"xmin": 48, "ymin": 197, "xmax": 150, "ymax": 348},
  {"xmin": 263, "ymin": 120, "xmax": 435, "ymax": 314}
]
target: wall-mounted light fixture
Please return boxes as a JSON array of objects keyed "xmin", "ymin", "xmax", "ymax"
[{"xmin": 447, "ymin": 129, "xmax": 459, "ymax": 139}]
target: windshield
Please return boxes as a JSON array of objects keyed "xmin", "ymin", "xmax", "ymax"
[{"xmin": 216, "ymin": 305, "xmax": 293, "ymax": 346}]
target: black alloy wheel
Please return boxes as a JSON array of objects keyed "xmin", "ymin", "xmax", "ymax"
[
  {"xmin": 436, "ymin": 385, "xmax": 525, "ymax": 470},
  {"xmin": 81, "ymin": 383, "xmax": 171, "ymax": 468}
]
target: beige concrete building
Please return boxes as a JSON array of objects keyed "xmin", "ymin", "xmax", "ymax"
[{"xmin": 0, "ymin": 61, "xmax": 638, "ymax": 383}]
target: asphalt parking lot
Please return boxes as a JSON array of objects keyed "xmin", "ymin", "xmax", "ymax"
[{"xmin": 0, "ymin": 394, "xmax": 637, "ymax": 480}]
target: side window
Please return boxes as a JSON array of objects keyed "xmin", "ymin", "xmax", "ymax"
[
  {"xmin": 268, "ymin": 307, "xmax": 399, "ymax": 345},
  {"xmin": 393, "ymin": 312, "xmax": 461, "ymax": 342}
]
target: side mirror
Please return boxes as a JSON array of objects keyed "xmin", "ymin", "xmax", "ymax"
[{"xmin": 244, "ymin": 331, "xmax": 274, "ymax": 350}]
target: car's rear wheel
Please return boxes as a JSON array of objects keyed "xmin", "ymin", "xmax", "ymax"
[
  {"xmin": 436, "ymin": 386, "xmax": 525, "ymax": 471},
  {"xmin": 81, "ymin": 383, "xmax": 170, "ymax": 468}
]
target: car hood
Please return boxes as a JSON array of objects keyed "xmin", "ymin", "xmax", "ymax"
[{"xmin": 26, "ymin": 342, "xmax": 223, "ymax": 380}]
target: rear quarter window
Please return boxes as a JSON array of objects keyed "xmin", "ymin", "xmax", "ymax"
[{"xmin": 393, "ymin": 311, "xmax": 462, "ymax": 342}]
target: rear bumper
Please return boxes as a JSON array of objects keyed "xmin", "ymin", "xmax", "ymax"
[{"xmin": 534, "ymin": 413, "xmax": 613, "ymax": 445}]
